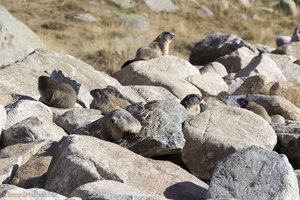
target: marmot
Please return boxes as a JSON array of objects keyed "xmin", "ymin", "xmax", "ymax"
[
  {"xmin": 237, "ymin": 97, "xmax": 271, "ymax": 123},
  {"xmin": 90, "ymin": 86, "xmax": 132, "ymax": 115},
  {"xmin": 180, "ymin": 94, "xmax": 204, "ymax": 115},
  {"xmin": 121, "ymin": 31, "xmax": 175, "ymax": 68},
  {"xmin": 103, "ymin": 109, "xmax": 142, "ymax": 141},
  {"xmin": 38, "ymin": 75, "xmax": 76, "ymax": 108},
  {"xmin": 72, "ymin": 109, "xmax": 142, "ymax": 142}
]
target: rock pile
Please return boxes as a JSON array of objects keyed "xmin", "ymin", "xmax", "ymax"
[{"xmin": 1, "ymin": 5, "xmax": 300, "ymax": 200}]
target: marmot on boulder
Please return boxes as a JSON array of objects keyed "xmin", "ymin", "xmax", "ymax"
[
  {"xmin": 237, "ymin": 97, "xmax": 271, "ymax": 123},
  {"xmin": 90, "ymin": 86, "xmax": 132, "ymax": 115},
  {"xmin": 38, "ymin": 75, "xmax": 76, "ymax": 108},
  {"xmin": 122, "ymin": 31, "xmax": 175, "ymax": 68}
]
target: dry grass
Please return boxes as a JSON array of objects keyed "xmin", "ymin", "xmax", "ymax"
[{"xmin": 0, "ymin": 0, "xmax": 299, "ymax": 74}]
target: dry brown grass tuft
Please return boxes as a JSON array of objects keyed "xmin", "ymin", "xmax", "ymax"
[{"xmin": 1, "ymin": 0, "xmax": 299, "ymax": 74}]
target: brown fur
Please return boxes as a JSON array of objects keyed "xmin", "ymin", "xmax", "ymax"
[
  {"xmin": 38, "ymin": 76, "xmax": 76, "ymax": 108},
  {"xmin": 237, "ymin": 98, "xmax": 271, "ymax": 122},
  {"xmin": 122, "ymin": 31, "xmax": 175, "ymax": 68},
  {"xmin": 90, "ymin": 86, "xmax": 131, "ymax": 115}
]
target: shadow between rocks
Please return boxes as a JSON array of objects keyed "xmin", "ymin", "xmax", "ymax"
[{"xmin": 164, "ymin": 181, "xmax": 207, "ymax": 200}]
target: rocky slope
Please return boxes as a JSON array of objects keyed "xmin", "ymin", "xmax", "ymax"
[{"xmin": 1, "ymin": 3, "xmax": 300, "ymax": 200}]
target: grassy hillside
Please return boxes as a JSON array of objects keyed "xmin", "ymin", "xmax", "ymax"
[{"xmin": 1, "ymin": 0, "xmax": 299, "ymax": 74}]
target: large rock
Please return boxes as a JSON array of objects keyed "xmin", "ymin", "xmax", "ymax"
[
  {"xmin": 249, "ymin": 95, "xmax": 300, "ymax": 121},
  {"xmin": 126, "ymin": 99, "xmax": 186, "ymax": 157},
  {"xmin": 272, "ymin": 121, "xmax": 300, "ymax": 168},
  {"xmin": 189, "ymin": 33, "xmax": 258, "ymax": 66},
  {"xmin": 69, "ymin": 180, "xmax": 147, "ymax": 199},
  {"xmin": 269, "ymin": 81, "xmax": 300, "ymax": 108},
  {"xmin": 200, "ymin": 62, "xmax": 228, "ymax": 77},
  {"xmin": 44, "ymin": 135, "xmax": 208, "ymax": 199},
  {"xmin": 0, "ymin": 156, "xmax": 22, "ymax": 184},
  {"xmin": 233, "ymin": 75, "xmax": 268, "ymax": 95},
  {"xmin": 142, "ymin": 0, "xmax": 178, "ymax": 12},
  {"xmin": 269, "ymin": 54, "xmax": 300, "ymax": 86},
  {"xmin": 216, "ymin": 46, "xmax": 257, "ymax": 73},
  {"xmin": 0, "ymin": 105, "xmax": 7, "ymax": 142},
  {"xmin": 235, "ymin": 53, "xmax": 286, "ymax": 83},
  {"xmin": 113, "ymin": 55, "xmax": 202, "ymax": 99},
  {"xmin": 207, "ymin": 146, "xmax": 299, "ymax": 200},
  {"xmin": 0, "ymin": 184, "xmax": 67, "ymax": 199},
  {"xmin": 111, "ymin": 0, "xmax": 138, "ymax": 8},
  {"xmin": 85, "ymin": 194, "xmax": 168, "ymax": 200},
  {"xmin": 121, "ymin": 85, "xmax": 178, "ymax": 103},
  {"xmin": 0, "ymin": 141, "xmax": 48, "ymax": 184},
  {"xmin": 0, "ymin": 49, "xmax": 121, "ymax": 105},
  {"xmin": 2, "ymin": 116, "xmax": 67, "ymax": 147},
  {"xmin": 0, "ymin": 6, "xmax": 43, "ymax": 67},
  {"xmin": 186, "ymin": 73, "xmax": 228, "ymax": 96},
  {"xmin": 4, "ymin": 100, "xmax": 52, "ymax": 129},
  {"xmin": 182, "ymin": 105, "xmax": 277, "ymax": 180},
  {"xmin": 54, "ymin": 108, "xmax": 103, "ymax": 134},
  {"xmin": 11, "ymin": 141, "xmax": 57, "ymax": 188}
]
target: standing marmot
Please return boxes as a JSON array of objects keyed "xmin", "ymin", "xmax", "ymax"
[
  {"xmin": 121, "ymin": 31, "xmax": 175, "ymax": 68},
  {"xmin": 38, "ymin": 75, "xmax": 76, "ymax": 108},
  {"xmin": 237, "ymin": 97, "xmax": 271, "ymax": 123}
]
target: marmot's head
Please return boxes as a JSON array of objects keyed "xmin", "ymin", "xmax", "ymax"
[
  {"xmin": 38, "ymin": 76, "xmax": 50, "ymax": 92},
  {"xmin": 154, "ymin": 31, "xmax": 175, "ymax": 43},
  {"xmin": 108, "ymin": 109, "xmax": 142, "ymax": 141},
  {"xmin": 237, "ymin": 97, "xmax": 249, "ymax": 108},
  {"xmin": 181, "ymin": 94, "xmax": 203, "ymax": 114}
]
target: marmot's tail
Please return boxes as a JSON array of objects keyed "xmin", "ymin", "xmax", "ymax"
[{"xmin": 121, "ymin": 59, "xmax": 144, "ymax": 69}]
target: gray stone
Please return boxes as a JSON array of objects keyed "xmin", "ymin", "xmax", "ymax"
[
  {"xmin": 189, "ymin": 33, "xmax": 258, "ymax": 66},
  {"xmin": 197, "ymin": 6, "xmax": 215, "ymax": 17},
  {"xmin": 85, "ymin": 194, "xmax": 168, "ymax": 200},
  {"xmin": 0, "ymin": 184, "xmax": 67, "ymax": 199},
  {"xmin": 126, "ymin": 99, "xmax": 186, "ymax": 157},
  {"xmin": 200, "ymin": 62, "xmax": 228, "ymax": 77},
  {"xmin": 143, "ymin": 0, "xmax": 178, "ymax": 12},
  {"xmin": 186, "ymin": 73, "xmax": 228, "ymax": 96},
  {"xmin": 0, "ymin": 49, "xmax": 120, "ymax": 105},
  {"xmin": 292, "ymin": 26, "xmax": 300, "ymax": 42},
  {"xmin": 276, "ymin": 35, "xmax": 291, "ymax": 47},
  {"xmin": 113, "ymin": 55, "xmax": 202, "ymax": 99},
  {"xmin": 237, "ymin": 0, "xmax": 252, "ymax": 7},
  {"xmin": 44, "ymin": 135, "xmax": 208, "ymax": 199},
  {"xmin": 0, "ymin": 105, "xmax": 7, "ymax": 143},
  {"xmin": 2, "ymin": 116, "xmax": 67, "ymax": 147},
  {"xmin": 182, "ymin": 105, "xmax": 277, "ymax": 180},
  {"xmin": 0, "ymin": 157, "xmax": 22, "ymax": 184},
  {"xmin": 207, "ymin": 146, "xmax": 299, "ymax": 200},
  {"xmin": 69, "ymin": 180, "xmax": 145, "ymax": 199},
  {"xmin": 111, "ymin": 0, "xmax": 138, "ymax": 8},
  {"xmin": 269, "ymin": 54, "xmax": 300, "ymax": 86},
  {"xmin": 73, "ymin": 12, "xmax": 96, "ymax": 22},
  {"xmin": 117, "ymin": 14, "xmax": 150, "ymax": 31},
  {"xmin": 0, "ymin": 6, "xmax": 43, "ymax": 67},
  {"xmin": 11, "ymin": 141, "xmax": 57, "ymax": 188},
  {"xmin": 255, "ymin": 44, "xmax": 276, "ymax": 53},
  {"xmin": 5, "ymin": 100, "xmax": 53, "ymax": 129},
  {"xmin": 121, "ymin": 85, "xmax": 178, "ymax": 103},
  {"xmin": 274, "ymin": 0, "xmax": 298, "ymax": 16},
  {"xmin": 216, "ymin": 46, "xmax": 257, "ymax": 73},
  {"xmin": 271, "ymin": 114, "xmax": 286, "ymax": 123},
  {"xmin": 55, "ymin": 108, "xmax": 103, "ymax": 134},
  {"xmin": 272, "ymin": 120, "xmax": 300, "ymax": 168},
  {"xmin": 235, "ymin": 53, "xmax": 286, "ymax": 83}
]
